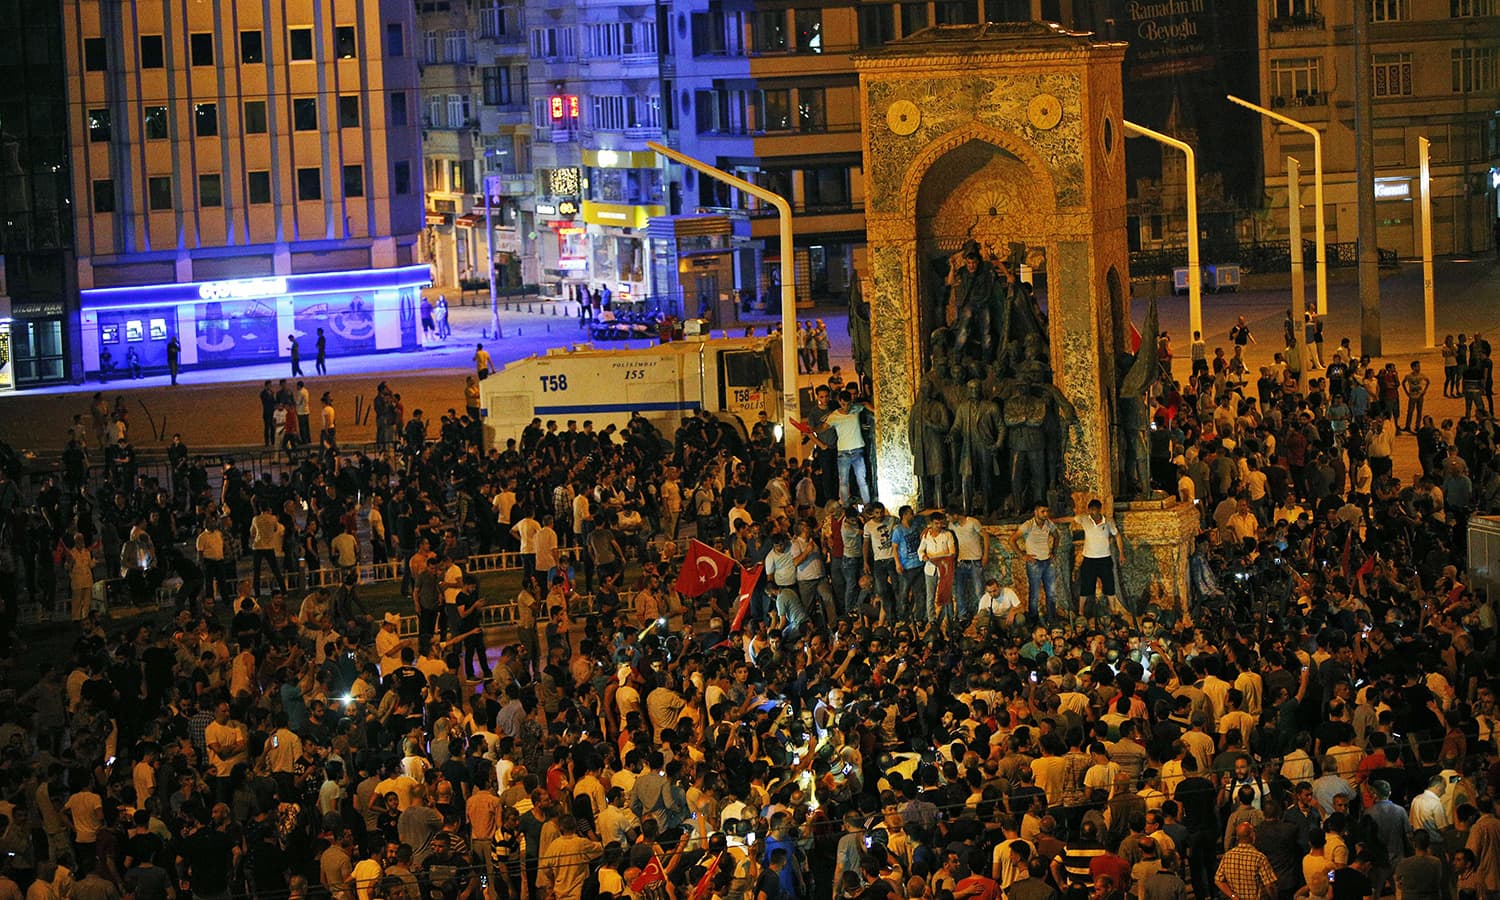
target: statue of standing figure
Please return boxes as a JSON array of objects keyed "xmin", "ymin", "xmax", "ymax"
[
  {"xmin": 948, "ymin": 241, "xmax": 1001, "ymax": 358},
  {"xmin": 1116, "ymin": 296, "xmax": 1161, "ymax": 499},
  {"xmin": 997, "ymin": 359, "xmax": 1079, "ymax": 515},
  {"xmin": 908, "ymin": 380, "xmax": 952, "ymax": 508},
  {"xmin": 949, "ymin": 380, "xmax": 1003, "ymax": 516}
]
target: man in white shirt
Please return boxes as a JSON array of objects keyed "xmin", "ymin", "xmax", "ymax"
[
  {"xmin": 862, "ymin": 503, "xmax": 897, "ymax": 621},
  {"xmin": 1010, "ymin": 503, "xmax": 1060, "ymax": 620},
  {"xmin": 493, "ymin": 480, "xmax": 518, "ymax": 550},
  {"xmin": 1075, "ymin": 497, "xmax": 1127, "ymax": 623},
  {"xmin": 951, "ymin": 512, "xmax": 987, "ymax": 622},
  {"xmin": 249, "ymin": 504, "xmax": 286, "ymax": 595},
  {"xmin": 1409, "ymin": 775, "xmax": 1448, "ymax": 840},
  {"xmin": 820, "ymin": 391, "xmax": 870, "ymax": 506},
  {"xmin": 295, "ymin": 381, "xmax": 312, "ymax": 443},
  {"xmin": 917, "ymin": 511, "xmax": 957, "ymax": 628},
  {"xmin": 534, "ymin": 516, "xmax": 561, "ymax": 579},
  {"xmin": 973, "ymin": 578, "xmax": 1023, "ymax": 631},
  {"xmin": 196, "ymin": 518, "xmax": 230, "ymax": 602},
  {"xmin": 511, "ymin": 510, "xmax": 541, "ymax": 584}
]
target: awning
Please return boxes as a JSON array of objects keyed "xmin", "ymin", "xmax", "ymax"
[
  {"xmin": 646, "ymin": 214, "xmax": 732, "ymax": 240},
  {"xmin": 424, "ymin": 212, "xmax": 447, "ymax": 226},
  {"xmin": 455, "ymin": 214, "xmax": 483, "ymax": 227}
]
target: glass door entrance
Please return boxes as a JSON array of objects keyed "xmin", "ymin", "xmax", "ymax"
[{"xmin": 13, "ymin": 317, "xmax": 66, "ymax": 385}]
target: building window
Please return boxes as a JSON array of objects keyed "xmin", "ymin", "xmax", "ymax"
[
  {"xmin": 858, "ymin": 5, "xmax": 896, "ymax": 47},
  {"xmin": 290, "ymin": 28, "xmax": 314, "ymax": 60},
  {"xmin": 445, "ymin": 29, "xmax": 470, "ymax": 62},
  {"xmin": 84, "ymin": 37, "xmax": 107, "ymax": 71},
  {"xmin": 244, "ymin": 100, "xmax": 268, "ymax": 134},
  {"xmin": 479, "ymin": 0, "xmax": 504, "ymax": 38},
  {"xmin": 1372, "ymin": 53, "xmax": 1412, "ymax": 97},
  {"xmin": 390, "ymin": 91, "xmax": 409, "ymax": 126},
  {"xmin": 189, "ymin": 32, "xmax": 214, "ymax": 66},
  {"xmin": 143, "ymin": 105, "xmax": 168, "ymax": 140},
  {"xmin": 335, "ymin": 25, "xmax": 357, "ymax": 58},
  {"xmin": 195, "ymin": 103, "xmax": 218, "ymax": 137},
  {"xmin": 199, "ymin": 174, "xmax": 222, "ymax": 207},
  {"xmin": 529, "ymin": 27, "xmax": 575, "ymax": 59},
  {"xmin": 338, "ymin": 96, "xmax": 361, "ymax": 128},
  {"xmin": 148, "ymin": 176, "xmax": 173, "ymax": 210},
  {"xmin": 798, "ymin": 87, "xmax": 826, "ymax": 131},
  {"xmin": 753, "ymin": 11, "xmax": 787, "ymax": 52},
  {"xmin": 1452, "ymin": 0, "xmax": 1494, "ymax": 14},
  {"xmin": 1274, "ymin": 0, "xmax": 1318, "ymax": 15},
  {"xmin": 985, "ymin": 0, "xmax": 1030, "ymax": 21},
  {"xmin": 88, "ymin": 109, "xmax": 110, "ymax": 142},
  {"xmin": 386, "ymin": 23, "xmax": 404, "ymax": 57},
  {"xmin": 1270, "ymin": 57, "xmax": 1321, "ymax": 101},
  {"xmin": 293, "ymin": 97, "xmax": 318, "ymax": 131},
  {"xmin": 591, "ymin": 23, "xmax": 622, "ymax": 56},
  {"xmin": 92, "ymin": 179, "xmax": 114, "ymax": 213},
  {"xmin": 691, "ymin": 10, "xmax": 727, "ymax": 55},
  {"xmin": 297, "ymin": 167, "xmax": 322, "ymax": 201},
  {"xmin": 625, "ymin": 21, "xmax": 657, "ymax": 54},
  {"xmin": 140, "ymin": 35, "xmax": 164, "ymax": 68},
  {"xmin": 762, "ymin": 89, "xmax": 791, "ymax": 131},
  {"xmin": 248, "ymin": 170, "xmax": 272, "ymax": 204},
  {"xmin": 803, "ymin": 166, "xmax": 850, "ymax": 210},
  {"xmin": 1368, "ymin": 0, "xmax": 1407, "ymax": 21},
  {"xmin": 241, "ymin": 30, "xmax": 264, "ymax": 64},
  {"xmin": 447, "ymin": 94, "xmax": 473, "ymax": 128},
  {"xmin": 394, "ymin": 160, "xmax": 412, "ymax": 194},
  {"xmin": 343, "ymin": 164, "xmax": 365, "ymax": 197},
  {"xmin": 900, "ymin": 2, "xmax": 928, "ymax": 36},
  {"xmin": 794, "ymin": 10, "xmax": 822, "ymax": 52},
  {"xmin": 1453, "ymin": 46, "xmax": 1497, "ymax": 92},
  {"xmin": 423, "ymin": 30, "xmax": 439, "ymax": 63},
  {"xmin": 935, "ymin": 0, "xmax": 978, "ymax": 24}
]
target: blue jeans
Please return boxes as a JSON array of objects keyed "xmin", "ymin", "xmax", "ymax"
[
  {"xmin": 896, "ymin": 567, "xmax": 924, "ymax": 621},
  {"xmin": 841, "ymin": 557, "xmax": 863, "ymax": 614},
  {"xmin": 837, "ymin": 449, "xmax": 870, "ymax": 506},
  {"xmin": 1025, "ymin": 557, "xmax": 1062, "ymax": 619},
  {"xmin": 872, "ymin": 559, "xmax": 896, "ymax": 617},
  {"xmin": 954, "ymin": 560, "xmax": 983, "ymax": 620}
]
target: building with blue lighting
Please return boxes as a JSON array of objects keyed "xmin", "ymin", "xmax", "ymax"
[{"xmin": 56, "ymin": 0, "xmax": 429, "ymax": 382}]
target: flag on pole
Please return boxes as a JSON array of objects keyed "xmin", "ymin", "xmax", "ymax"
[
  {"xmin": 730, "ymin": 564, "xmax": 763, "ymax": 633},
  {"xmin": 673, "ymin": 539, "xmax": 735, "ymax": 598},
  {"xmin": 1127, "ymin": 317, "xmax": 1143, "ymax": 354},
  {"xmin": 689, "ymin": 853, "xmax": 722, "ymax": 900},
  {"xmin": 631, "ymin": 855, "xmax": 671, "ymax": 900}
]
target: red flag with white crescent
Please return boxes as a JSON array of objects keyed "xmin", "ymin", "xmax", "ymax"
[
  {"xmin": 689, "ymin": 852, "xmax": 722, "ymax": 900},
  {"xmin": 630, "ymin": 855, "xmax": 668, "ymax": 893},
  {"xmin": 730, "ymin": 564, "xmax": 764, "ymax": 634},
  {"xmin": 673, "ymin": 539, "xmax": 735, "ymax": 598}
]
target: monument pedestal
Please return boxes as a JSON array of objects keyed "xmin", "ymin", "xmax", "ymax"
[{"xmin": 976, "ymin": 498, "xmax": 1199, "ymax": 622}]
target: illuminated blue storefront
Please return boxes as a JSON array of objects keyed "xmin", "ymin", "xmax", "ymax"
[{"xmin": 79, "ymin": 266, "xmax": 432, "ymax": 377}]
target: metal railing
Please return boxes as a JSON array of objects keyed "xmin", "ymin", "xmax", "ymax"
[{"xmin": 1127, "ymin": 240, "xmax": 1402, "ymax": 279}]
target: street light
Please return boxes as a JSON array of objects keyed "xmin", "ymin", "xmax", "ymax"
[
  {"xmin": 646, "ymin": 141, "xmax": 799, "ymax": 452},
  {"xmin": 1227, "ymin": 94, "xmax": 1327, "ymax": 317},
  {"xmin": 1288, "ymin": 156, "xmax": 1309, "ymax": 380},
  {"xmin": 484, "ymin": 148, "xmax": 509, "ymax": 340},
  {"xmin": 1124, "ymin": 120, "xmax": 1201, "ymax": 340},
  {"xmin": 1419, "ymin": 136, "xmax": 1434, "ymax": 348}
]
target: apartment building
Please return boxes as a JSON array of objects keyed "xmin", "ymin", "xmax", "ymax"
[
  {"xmin": 0, "ymin": 0, "xmax": 76, "ymax": 388},
  {"xmin": 1258, "ymin": 0, "xmax": 1500, "ymax": 255},
  {"xmin": 62, "ymin": 0, "xmax": 428, "ymax": 378}
]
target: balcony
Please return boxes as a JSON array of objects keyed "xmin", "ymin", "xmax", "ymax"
[
  {"xmin": 625, "ymin": 124, "xmax": 663, "ymax": 140},
  {"xmin": 481, "ymin": 104, "xmax": 532, "ymax": 128},
  {"xmin": 477, "ymin": 31, "xmax": 528, "ymax": 57},
  {"xmin": 1269, "ymin": 12, "xmax": 1324, "ymax": 31},
  {"xmin": 481, "ymin": 174, "xmax": 535, "ymax": 197}
]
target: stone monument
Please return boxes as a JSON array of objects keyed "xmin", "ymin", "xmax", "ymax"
[{"xmin": 854, "ymin": 22, "xmax": 1200, "ymax": 609}]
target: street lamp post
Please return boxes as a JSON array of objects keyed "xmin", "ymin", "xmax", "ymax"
[
  {"xmin": 646, "ymin": 141, "xmax": 800, "ymax": 451},
  {"xmin": 1288, "ymin": 156, "xmax": 1309, "ymax": 381},
  {"xmin": 1124, "ymin": 120, "xmax": 1201, "ymax": 340},
  {"xmin": 1419, "ymin": 136, "xmax": 1435, "ymax": 349},
  {"xmin": 1228, "ymin": 94, "xmax": 1327, "ymax": 318},
  {"xmin": 484, "ymin": 173, "xmax": 501, "ymax": 339}
]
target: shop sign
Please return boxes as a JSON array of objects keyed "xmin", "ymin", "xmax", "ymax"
[
  {"xmin": 198, "ymin": 276, "xmax": 288, "ymax": 301},
  {"xmin": 13, "ymin": 301, "xmax": 65, "ymax": 317},
  {"xmin": 559, "ymin": 257, "xmax": 588, "ymax": 272},
  {"xmin": 0, "ymin": 322, "xmax": 12, "ymax": 391}
]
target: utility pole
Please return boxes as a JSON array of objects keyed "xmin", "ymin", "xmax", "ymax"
[{"xmin": 1353, "ymin": 0, "xmax": 1381, "ymax": 356}]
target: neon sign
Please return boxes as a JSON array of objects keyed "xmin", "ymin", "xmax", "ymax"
[{"xmin": 197, "ymin": 277, "xmax": 289, "ymax": 301}]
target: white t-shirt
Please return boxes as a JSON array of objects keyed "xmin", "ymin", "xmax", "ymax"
[
  {"xmin": 918, "ymin": 530, "xmax": 955, "ymax": 576},
  {"xmin": 952, "ymin": 517, "xmax": 985, "ymax": 562},
  {"xmin": 442, "ymin": 564, "xmax": 464, "ymax": 606},
  {"xmin": 1079, "ymin": 515, "xmax": 1116, "ymax": 560},
  {"xmin": 572, "ymin": 495, "xmax": 591, "ymax": 535},
  {"xmin": 493, "ymin": 491, "xmax": 517, "ymax": 525},
  {"xmin": 977, "ymin": 586, "xmax": 1021, "ymax": 618},
  {"xmin": 513, "ymin": 517, "xmax": 540, "ymax": 553},
  {"xmin": 864, "ymin": 517, "xmax": 895, "ymax": 561},
  {"xmin": 823, "ymin": 406, "xmax": 865, "ymax": 450}
]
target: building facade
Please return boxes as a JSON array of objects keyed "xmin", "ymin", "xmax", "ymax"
[
  {"xmin": 1258, "ymin": 0, "xmax": 1500, "ymax": 256},
  {"xmin": 0, "ymin": 0, "xmax": 77, "ymax": 389},
  {"xmin": 63, "ymin": 0, "xmax": 427, "ymax": 378}
]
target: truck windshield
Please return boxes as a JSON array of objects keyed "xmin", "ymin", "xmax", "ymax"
[{"xmin": 723, "ymin": 351, "xmax": 769, "ymax": 389}]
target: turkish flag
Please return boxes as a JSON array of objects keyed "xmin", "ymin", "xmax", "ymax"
[
  {"xmin": 673, "ymin": 539, "xmax": 735, "ymax": 598},
  {"xmin": 689, "ymin": 852, "xmax": 722, "ymax": 900},
  {"xmin": 630, "ymin": 856, "xmax": 668, "ymax": 893},
  {"xmin": 1127, "ymin": 317, "xmax": 1143, "ymax": 354},
  {"xmin": 730, "ymin": 564, "xmax": 764, "ymax": 634}
]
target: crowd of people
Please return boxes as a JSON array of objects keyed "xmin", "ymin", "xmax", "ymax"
[{"xmin": 0, "ymin": 312, "xmax": 1497, "ymax": 900}]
